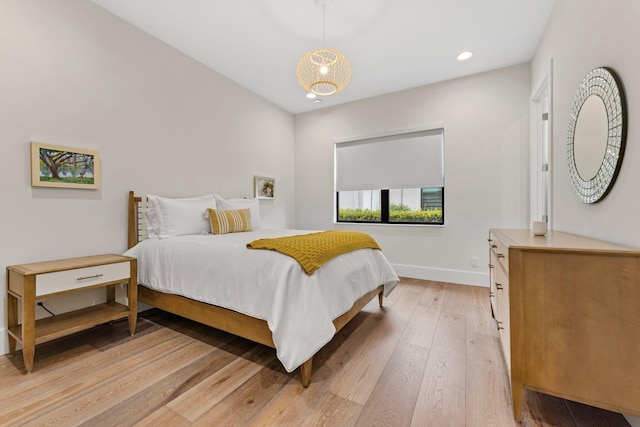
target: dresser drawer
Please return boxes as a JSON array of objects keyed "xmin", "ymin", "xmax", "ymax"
[
  {"xmin": 35, "ymin": 262, "xmax": 130, "ymax": 297},
  {"xmin": 490, "ymin": 234, "xmax": 509, "ymax": 272},
  {"xmin": 492, "ymin": 261, "xmax": 511, "ymax": 373}
]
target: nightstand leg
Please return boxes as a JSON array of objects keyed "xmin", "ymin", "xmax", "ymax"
[
  {"xmin": 22, "ymin": 282, "xmax": 36, "ymax": 373},
  {"xmin": 128, "ymin": 310, "xmax": 137, "ymax": 335},
  {"xmin": 128, "ymin": 261, "xmax": 138, "ymax": 335},
  {"xmin": 106, "ymin": 285, "xmax": 115, "ymax": 303},
  {"xmin": 7, "ymin": 293, "xmax": 17, "ymax": 354}
]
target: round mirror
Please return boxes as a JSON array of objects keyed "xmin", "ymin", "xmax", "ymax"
[
  {"xmin": 567, "ymin": 67, "xmax": 627, "ymax": 203},
  {"xmin": 573, "ymin": 95, "xmax": 608, "ymax": 180}
]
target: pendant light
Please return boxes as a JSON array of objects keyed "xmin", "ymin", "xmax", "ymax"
[{"xmin": 296, "ymin": 1, "xmax": 351, "ymax": 96}]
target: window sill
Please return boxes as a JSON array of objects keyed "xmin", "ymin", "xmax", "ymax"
[{"xmin": 334, "ymin": 221, "xmax": 445, "ymax": 227}]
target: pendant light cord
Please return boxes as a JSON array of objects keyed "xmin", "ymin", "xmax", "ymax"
[{"xmin": 322, "ymin": 2, "xmax": 325, "ymax": 47}]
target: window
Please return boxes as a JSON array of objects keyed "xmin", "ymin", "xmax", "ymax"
[{"xmin": 335, "ymin": 127, "xmax": 444, "ymax": 225}]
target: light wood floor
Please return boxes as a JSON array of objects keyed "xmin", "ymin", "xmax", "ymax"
[{"xmin": 0, "ymin": 279, "xmax": 630, "ymax": 426}]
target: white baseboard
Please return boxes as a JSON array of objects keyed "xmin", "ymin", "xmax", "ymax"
[{"xmin": 392, "ymin": 263, "xmax": 489, "ymax": 287}]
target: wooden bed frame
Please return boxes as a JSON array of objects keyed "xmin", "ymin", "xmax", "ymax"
[{"xmin": 127, "ymin": 191, "xmax": 384, "ymax": 386}]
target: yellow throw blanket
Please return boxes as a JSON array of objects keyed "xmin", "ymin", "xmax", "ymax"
[{"xmin": 247, "ymin": 230, "xmax": 381, "ymax": 275}]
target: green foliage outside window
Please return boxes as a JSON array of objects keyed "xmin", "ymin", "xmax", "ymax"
[
  {"xmin": 338, "ymin": 208, "xmax": 382, "ymax": 221},
  {"xmin": 390, "ymin": 208, "xmax": 443, "ymax": 223},
  {"xmin": 389, "ymin": 203, "xmax": 411, "ymax": 211},
  {"xmin": 338, "ymin": 205, "xmax": 443, "ymax": 223}
]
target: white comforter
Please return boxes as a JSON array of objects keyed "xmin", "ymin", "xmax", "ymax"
[{"xmin": 124, "ymin": 229, "xmax": 399, "ymax": 372}]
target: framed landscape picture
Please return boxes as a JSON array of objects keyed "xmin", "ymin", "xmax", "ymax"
[
  {"xmin": 254, "ymin": 175, "xmax": 275, "ymax": 199},
  {"xmin": 31, "ymin": 142, "xmax": 101, "ymax": 189}
]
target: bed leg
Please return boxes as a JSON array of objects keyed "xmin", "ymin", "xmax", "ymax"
[
  {"xmin": 300, "ymin": 357, "xmax": 313, "ymax": 387},
  {"xmin": 378, "ymin": 290, "xmax": 384, "ymax": 307}
]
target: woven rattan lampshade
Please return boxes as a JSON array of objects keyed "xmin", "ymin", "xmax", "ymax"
[{"xmin": 296, "ymin": 47, "xmax": 351, "ymax": 95}]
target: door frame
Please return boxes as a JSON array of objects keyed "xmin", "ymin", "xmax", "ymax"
[{"xmin": 530, "ymin": 59, "xmax": 553, "ymax": 228}]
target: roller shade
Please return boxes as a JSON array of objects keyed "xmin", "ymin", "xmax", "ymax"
[{"xmin": 335, "ymin": 128, "xmax": 444, "ymax": 191}]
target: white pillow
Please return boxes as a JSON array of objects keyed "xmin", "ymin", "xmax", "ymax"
[
  {"xmin": 143, "ymin": 198, "xmax": 161, "ymax": 239},
  {"xmin": 146, "ymin": 194, "xmax": 216, "ymax": 238},
  {"xmin": 214, "ymin": 194, "xmax": 262, "ymax": 229}
]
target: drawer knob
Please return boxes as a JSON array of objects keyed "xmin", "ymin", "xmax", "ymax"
[
  {"xmin": 491, "ymin": 244, "xmax": 497, "ymax": 249},
  {"xmin": 496, "ymin": 283, "xmax": 503, "ymax": 290},
  {"xmin": 488, "ymin": 264, "xmax": 494, "ymax": 269},
  {"xmin": 77, "ymin": 274, "xmax": 104, "ymax": 281},
  {"xmin": 497, "ymin": 253, "xmax": 505, "ymax": 258}
]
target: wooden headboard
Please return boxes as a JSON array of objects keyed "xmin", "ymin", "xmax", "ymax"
[{"xmin": 127, "ymin": 191, "xmax": 149, "ymax": 249}]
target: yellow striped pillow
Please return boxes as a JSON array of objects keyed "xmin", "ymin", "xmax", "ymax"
[{"xmin": 207, "ymin": 208, "xmax": 252, "ymax": 235}]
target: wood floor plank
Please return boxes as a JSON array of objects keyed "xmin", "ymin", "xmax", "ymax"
[
  {"xmin": 249, "ymin": 293, "xmax": 407, "ymax": 426},
  {"xmin": 521, "ymin": 390, "xmax": 577, "ymax": 427},
  {"xmin": 79, "ymin": 337, "xmax": 245, "ymax": 426},
  {"xmin": 191, "ymin": 358, "xmax": 291, "ymax": 426},
  {"xmin": 168, "ymin": 345, "xmax": 276, "ymax": 421},
  {"xmin": 401, "ymin": 290, "xmax": 443, "ymax": 349},
  {"xmin": 0, "ymin": 344, "xmax": 97, "ymax": 388},
  {"xmin": 80, "ymin": 317, "xmax": 160, "ymax": 351},
  {"xmin": 325, "ymin": 312, "xmax": 396, "ymax": 405},
  {"xmin": 565, "ymin": 399, "xmax": 631, "ymax": 427},
  {"xmin": 22, "ymin": 340, "xmax": 214, "ymax": 426},
  {"xmin": 328, "ymin": 279, "xmax": 421, "ymax": 405},
  {"xmin": 465, "ymin": 333, "xmax": 518, "ymax": 427},
  {"xmin": 0, "ymin": 328, "xmax": 187, "ymax": 424},
  {"xmin": 300, "ymin": 391, "xmax": 364, "ymax": 427},
  {"xmin": 131, "ymin": 406, "xmax": 191, "ymax": 427},
  {"xmin": 441, "ymin": 282, "xmax": 476, "ymax": 316},
  {"xmin": 416, "ymin": 280, "xmax": 446, "ymax": 309},
  {"xmin": 306, "ymin": 290, "xmax": 386, "ymax": 381},
  {"xmin": 312, "ymin": 310, "xmax": 381, "ymax": 379},
  {"xmin": 142, "ymin": 310, "xmax": 243, "ymax": 349},
  {"xmin": 351, "ymin": 288, "xmax": 444, "ymax": 426},
  {"xmin": 0, "ymin": 318, "xmax": 159, "ymax": 384},
  {"xmin": 248, "ymin": 383, "xmax": 364, "ymax": 427},
  {"xmin": 410, "ymin": 311, "xmax": 467, "ymax": 427},
  {"xmin": 468, "ymin": 284, "xmax": 499, "ymax": 337},
  {"xmin": 384, "ymin": 279, "xmax": 424, "ymax": 308},
  {"xmin": 0, "ymin": 279, "xmax": 628, "ymax": 426},
  {"xmin": 355, "ymin": 342, "xmax": 430, "ymax": 427}
]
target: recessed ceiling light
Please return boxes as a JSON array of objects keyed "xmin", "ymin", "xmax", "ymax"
[
  {"xmin": 314, "ymin": 99, "xmax": 322, "ymax": 104},
  {"xmin": 306, "ymin": 92, "xmax": 317, "ymax": 99},
  {"xmin": 457, "ymin": 51, "xmax": 473, "ymax": 61}
]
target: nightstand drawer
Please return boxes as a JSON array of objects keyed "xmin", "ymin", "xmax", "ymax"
[{"xmin": 35, "ymin": 262, "xmax": 130, "ymax": 297}]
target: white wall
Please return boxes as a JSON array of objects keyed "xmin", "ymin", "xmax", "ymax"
[
  {"xmin": 295, "ymin": 63, "xmax": 531, "ymax": 286},
  {"xmin": 0, "ymin": 0, "xmax": 295, "ymax": 354},
  {"xmin": 532, "ymin": 1, "xmax": 640, "ymax": 424},
  {"xmin": 532, "ymin": 0, "xmax": 640, "ymax": 245}
]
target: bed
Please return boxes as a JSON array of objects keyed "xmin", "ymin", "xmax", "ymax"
[{"xmin": 125, "ymin": 191, "xmax": 399, "ymax": 386}]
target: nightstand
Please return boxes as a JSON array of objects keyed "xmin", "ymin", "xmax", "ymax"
[{"xmin": 6, "ymin": 254, "xmax": 137, "ymax": 373}]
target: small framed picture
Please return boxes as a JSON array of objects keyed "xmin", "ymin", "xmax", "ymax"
[
  {"xmin": 31, "ymin": 142, "xmax": 101, "ymax": 189},
  {"xmin": 254, "ymin": 176, "xmax": 275, "ymax": 199}
]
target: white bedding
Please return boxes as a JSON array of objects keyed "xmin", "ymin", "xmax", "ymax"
[{"xmin": 124, "ymin": 229, "xmax": 399, "ymax": 372}]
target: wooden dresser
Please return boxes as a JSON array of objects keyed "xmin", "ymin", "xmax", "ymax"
[{"xmin": 488, "ymin": 229, "xmax": 640, "ymax": 421}]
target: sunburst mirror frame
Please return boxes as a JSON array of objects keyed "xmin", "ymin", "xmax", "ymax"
[{"xmin": 567, "ymin": 67, "xmax": 627, "ymax": 204}]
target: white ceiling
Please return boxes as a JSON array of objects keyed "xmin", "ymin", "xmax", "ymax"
[{"xmin": 90, "ymin": 0, "xmax": 556, "ymax": 115}]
